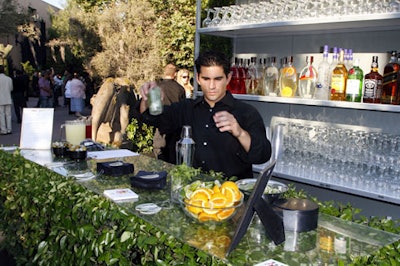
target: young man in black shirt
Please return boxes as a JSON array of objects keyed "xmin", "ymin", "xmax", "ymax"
[{"xmin": 139, "ymin": 51, "xmax": 271, "ymax": 179}]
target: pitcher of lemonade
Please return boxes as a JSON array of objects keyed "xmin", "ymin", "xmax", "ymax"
[{"xmin": 60, "ymin": 120, "xmax": 86, "ymax": 145}]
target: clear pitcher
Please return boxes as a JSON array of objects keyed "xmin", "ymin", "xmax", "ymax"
[{"xmin": 60, "ymin": 120, "xmax": 86, "ymax": 145}]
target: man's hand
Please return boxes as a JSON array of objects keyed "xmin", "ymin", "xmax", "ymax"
[
  {"xmin": 139, "ymin": 81, "xmax": 157, "ymax": 113},
  {"xmin": 139, "ymin": 81, "xmax": 158, "ymax": 102},
  {"xmin": 213, "ymin": 111, "xmax": 251, "ymax": 152}
]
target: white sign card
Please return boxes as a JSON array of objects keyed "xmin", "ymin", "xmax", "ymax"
[{"xmin": 20, "ymin": 108, "xmax": 54, "ymax": 150}]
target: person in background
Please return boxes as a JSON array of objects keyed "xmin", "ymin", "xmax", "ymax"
[
  {"xmin": 69, "ymin": 72, "xmax": 86, "ymax": 117},
  {"xmin": 146, "ymin": 63, "xmax": 186, "ymax": 163},
  {"xmin": 31, "ymin": 71, "xmax": 40, "ymax": 107},
  {"xmin": 38, "ymin": 70, "xmax": 53, "ymax": 108},
  {"xmin": 12, "ymin": 69, "xmax": 29, "ymax": 123},
  {"xmin": 176, "ymin": 68, "xmax": 194, "ymax": 98},
  {"xmin": 53, "ymin": 72, "xmax": 63, "ymax": 107},
  {"xmin": 139, "ymin": 51, "xmax": 271, "ymax": 179},
  {"xmin": 0, "ymin": 65, "xmax": 13, "ymax": 135}
]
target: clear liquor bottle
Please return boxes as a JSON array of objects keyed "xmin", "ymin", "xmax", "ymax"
[
  {"xmin": 345, "ymin": 58, "xmax": 364, "ymax": 102},
  {"xmin": 315, "ymin": 45, "xmax": 331, "ymax": 100},
  {"xmin": 246, "ymin": 57, "xmax": 261, "ymax": 95},
  {"xmin": 279, "ymin": 56, "xmax": 297, "ymax": 97},
  {"xmin": 382, "ymin": 50, "xmax": 400, "ymax": 104},
  {"xmin": 264, "ymin": 56, "xmax": 279, "ymax": 96},
  {"xmin": 363, "ymin": 56, "xmax": 383, "ymax": 103},
  {"xmin": 330, "ymin": 49, "xmax": 348, "ymax": 101},
  {"xmin": 298, "ymin": 56, "xmax": 318, "ymax": 99},
  {"xmin": 258, "ymin": 58, "xmax": 266, "ymax": 95}
]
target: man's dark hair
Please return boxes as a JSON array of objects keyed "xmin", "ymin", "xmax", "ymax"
[{"xmin": 195, "ymin": 51, "xmax": 230, "ymax": 77}]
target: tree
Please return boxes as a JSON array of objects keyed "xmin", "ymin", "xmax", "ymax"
[
  {"xmin": 149, "ymin": 0, "xmax": 196, "ymax": 69},
  {"xmin": 0, "ymin": 0, "xmax": 26, "ymax": 37},
  {"xmin": 49, "ymin": 0, "xmax": 233, "ymax": 90}
]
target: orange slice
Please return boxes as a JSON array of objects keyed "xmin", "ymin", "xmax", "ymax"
[
  {"xmin": 212, "ymin": 184, "xmax": 221, "ymax": 194},
  {"xmin": 189, "ymin": 188, "xmax": 212, "ymax": 200},
  {"xmin": 221, "ymin": 187, "xmax": 235, "ymax": 206},
  {"xmin": 221, "ymin": 186, "xmax": 242, "ymax": 202},
  {"xmin": 202, "ymin": 201, "xmax": 219, "ymax": 214},
  {"xmin": 220, "ymin": 181, "xmax": 239, "ymax": 191},
  {"xmin": 217, "ymin": 208, "xmax": 235, "ymax": 220},
  {"xmin": 198, "ymin": 212, "xmax": 218, "ymax": 222},
  {"xmin": 210, "ymin": 192, "xmax": 227, "ymax": 207}
]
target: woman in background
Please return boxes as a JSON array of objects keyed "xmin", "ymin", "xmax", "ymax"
[
  {"xmin": 69, "ymin": 73, "xmax": 86, "ymax": 117},
  {"xmin": 176, "ymin": 69, "xmax": 194, "ymax": 98}
]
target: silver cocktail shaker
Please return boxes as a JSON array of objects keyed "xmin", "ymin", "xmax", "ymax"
[{"xmin": 176, "ymin": 125, "xmax": 195, "ymax": 167}]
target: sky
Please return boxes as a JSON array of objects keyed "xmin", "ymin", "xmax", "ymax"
[{"xmin": 42, "ymin": 0, "xmax": 66, "ymax": 9}]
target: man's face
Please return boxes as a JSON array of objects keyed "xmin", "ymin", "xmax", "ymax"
[{"xmin": 196, "ymin": 65, "xmax": 231, "ymax": 107}]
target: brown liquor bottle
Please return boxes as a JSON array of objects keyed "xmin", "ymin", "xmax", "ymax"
[
  {"xmin": 363, "ymin": 56, "xmax": 383, "ymax": 103},
  {"xmin": 382, "ymin": 51, "xmax": 400, "ymax": 105}
]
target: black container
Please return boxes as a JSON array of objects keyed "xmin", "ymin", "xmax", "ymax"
[
  {"xmin": 68, "ymin": 150, "xmax": 87, "ymax": 161},
  {"xmin": 274, "ymin": 198, "xmax": 319, "ymax": 232},
  {"xmin": 52, "ymin": 146, "xmax": 69, "ymax": 158},
  {"xmin": 97, "ymin": 161, "xmax": 134, "ymax": 176}
]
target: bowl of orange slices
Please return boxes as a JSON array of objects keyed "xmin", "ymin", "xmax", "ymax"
[{"xmin": 179, "ymin": 180, "xmax": 244, "ymax": 223}]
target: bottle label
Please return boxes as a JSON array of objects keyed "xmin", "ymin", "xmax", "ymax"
[
  {"xmin": 346, "ymin": 79, "xmax": 360, "ymax": 95},
  {"xmin": 383, "ymin": 71, "xmax": 398, "ymax": 84},
  {"xmin": 331, "ymin": 75, "xmax": 346, "ymax": 94},
  {"xmin": 364, "ymin": 79, "xmax": 377, "ymax": 98},
  {"xmin": 334, "ymin": 236, "xmax": 348, "ymax": 254}
]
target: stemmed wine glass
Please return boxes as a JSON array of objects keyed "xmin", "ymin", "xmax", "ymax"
[
  {"xmin": 209, "ymin": 7, "xmax": 222, "ymax": 27},
  {"xmin": 202, "ymin": 8, "xmax": 213, "ymax": 28}
]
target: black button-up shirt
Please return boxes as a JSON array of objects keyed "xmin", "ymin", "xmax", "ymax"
[{"xmin": 141, "ymin": 92, "xmax": 271, "ymax": 179}]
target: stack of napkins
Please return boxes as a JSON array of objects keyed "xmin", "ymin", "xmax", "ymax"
[{"xmin": 103, "ymin": 188, "xmax": 139, "ymax": 202}]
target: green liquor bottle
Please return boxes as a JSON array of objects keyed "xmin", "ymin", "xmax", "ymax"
[{"xmin": 346, "ymin": 58, "xmax": 364, "ymax": 102}]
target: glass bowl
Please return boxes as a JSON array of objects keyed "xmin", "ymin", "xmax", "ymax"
[
  {"xmin": 178, "ymin": 181, "xmax": 244, "ymax": 223},
  {"xmin": 236, "ymin": 179, "xmax": 288, "ymax": 203}
]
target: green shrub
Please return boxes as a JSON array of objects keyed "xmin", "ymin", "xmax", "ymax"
[{"xmin": 0, "ymin": 150, "xmax": 226, "ymax": 265}]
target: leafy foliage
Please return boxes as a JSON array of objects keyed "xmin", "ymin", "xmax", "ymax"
[
  {"xmin": 0, "ymin": 149, "xmax": 226, "ymax": 265},
  {"xmin": 126, "ymin": 118, "xmax": 155, "ymax": 154},
  {"xmin": 0, "ymin": 0, "xmax": 28, "ymax": 37}
]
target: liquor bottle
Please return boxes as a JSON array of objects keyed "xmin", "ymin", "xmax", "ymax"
[
  {"xmin": 246, "ymin": 57, "xmax": 261, "ymax": 95},
  {"xmin": 298, "ymin": 56, "xmax": 318, "ymax": 99},
  {"xmin": 258, "ymin": 58, "xmax": 266, "ymax": 95},
  {"xmin": 346, "ymin": 49, "xmax": 354, "ymax": 70},
  {"xmin": 334, "ymin": 234, "xmax": 350, "ymax": 264},
  {"xmin": 279, "ymin": 56, "xmax": 297, "ymax": 97},
  {"xmin": 330, "ymin": 49, "xmax": 348, "ymax": 101},
  {"xmin": 315, "ymin": 45, "xmax": 331, "ymax": 100},
  {"xmin": 238, "ymin": 58, "xmax": 247, "ymax": 94},
  {"xmin": 264, "ymin": 56, "xmax": 279, "ymax": 96},
  {"xmin": 382, "ymin": 51, "xmax": 400, "ymax": 104},
  {"xmin": 345, "ymin": 58, "xmax": 364, "ymax": 102},
  {"xmin": 329, "ymin": 47, "xmax": 339, "ymax": 75},
  {"xmin": 227, "ymin": 57, "xmax": 240, "ymax": 94},
  {"xmin": 278, "ymin": 56, "xmax": 288, "ymax": 92},
  {"xmin": 363, "ymin": 56, "xmax": 383, "ymax": 103}
]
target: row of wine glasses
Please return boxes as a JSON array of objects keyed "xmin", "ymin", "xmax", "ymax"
[
  {"xmin": 202, "ymin": 0, "xmax": 400, "ymax": 28},
  {"xmin": 270, "ymin": 119, "xmax": 400, "ymax": 199}
]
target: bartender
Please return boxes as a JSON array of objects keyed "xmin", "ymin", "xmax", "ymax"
[{"xmin": 139, "ymin": 51, "xmax": 271, "ymax": 179}]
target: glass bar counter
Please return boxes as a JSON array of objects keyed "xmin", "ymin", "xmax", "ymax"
[{"xmin": 14, "ymin": 148, "xmax": 399, "ymax": 265}]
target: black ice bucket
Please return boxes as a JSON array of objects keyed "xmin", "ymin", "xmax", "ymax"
[{"xmin": 274, "ymin": 198, "xmax": 319, "ymax": 233}]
